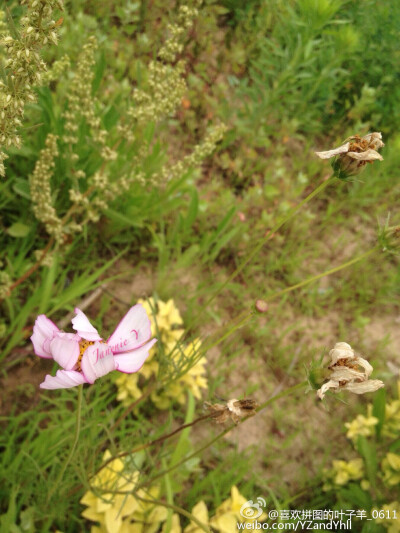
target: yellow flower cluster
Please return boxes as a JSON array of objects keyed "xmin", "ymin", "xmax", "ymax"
[
  {"xmin": 373, "ymin": 502, "xmax": 400, "ymax": 533},
  {"xmin": 323, "ymin": 458, "xmax": 364, "ymax": 490},
  {"xmin": 382, "ymin": 453, "xmax": 400, "ymax": 487},
  {"xmin": 157, "ymin": 486, "xmax": 266, "ymax": 533},
  {"xmin": 345, "ymin": 414, "xmax": 378, "ymax": 442},
  {"xmin": 115, "ymin": 298, "xmax": 207, "ymax": 409},
  {"xmin": 81, "ymin": 451, "xmax": 168, "ymax": 533},
  {"xmin": 382, "ymin": 383, "xmax": 400, "ymax": 438},
  {"xmin": 82, "ymin": 458, "xmax": 258, "ymax": 533}
]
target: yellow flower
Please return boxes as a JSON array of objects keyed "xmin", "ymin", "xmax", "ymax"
[
  {"xmin": 115, "ymin": 373, "xmax": 142, "ymax": 405},
  {"xmin": 150, "ymin": 339, "xmax": 207, "ymax": 409},
  {"xmin": 361, "ymin": 479, "xmax": 370, "ymax": 491},
  {"xmin": 80, "ymin": 451, "xmax": 140, "ymax": 533},
  {"xmin": 162, "ymin": 514, "xmax": 182, "ymax": 533},
  {"xmin": 382, "ymin": 453, "xmax": 400, "ymax": 487},
  {"xmin": 210, "ymin": 486, "xmax": 266, "ymax": 532},
  {"xmin": 345, "ymin": 414, "xmax": 378, "ymax": 441},
  {"xmin": 330, "ymin": 458, "xmax": 364, "ymax": 486},
  {"xmin": 125, "ymin": 486, "xmax": 168, "ymax": 533},
  {"xmin": 81, "ymin": 451, "xmax": 168, "ymax": 533},
  {"xmin": 115, "ymin": 299, "xmax": 207, "ymax": 409},
  {"xmin": 373, "ymin": 502, "xmax": 400, "ymax": 533},
  {"xmin": 184, "ymin": 501, "xmax": 209, "ymax": 533},
  {"xmin": 383, "ymin": 399, "xmax": 400, "ymax": 438},
  {"xmin": 139, "ymin": 297, "xmax": 184, "ymax": 346}
]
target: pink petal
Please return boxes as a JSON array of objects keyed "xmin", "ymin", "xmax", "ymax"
[
  {"xmin": 107, "ymin": 304, "xmax": 152, "ymax": 353},
  {"xmin": 50, "ymin": 332, "xmax": 81, "ymax": 370},
  {"xmin": 40, "ymin": 370, "xmax": 87, "ymax": 389},
  {"xmin": 80, "ymin": 342, "xmax": 116, "ymax": 384},
  {"xmin": 114, "ymin": 338, "xmax": 157, "ymax": 373},
  {"xmin": 31, "ymin": 314, "xmax": 60, "ymax": 358},
  {"xmin": 71, "ymin": 308, "xmax": 102, "ymax": 341}
]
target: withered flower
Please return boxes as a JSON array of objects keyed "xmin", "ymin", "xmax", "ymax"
[
  {"xmin": 315, "ymin": 132, "xmax": 384, "ymax": 179},
  {"xmin": 205, "ymin": 398, "xmax": 259, "ymax": 424},
  {"xmin": 318, "ymin": 342, "xmax": 384, "ymax": 400}
]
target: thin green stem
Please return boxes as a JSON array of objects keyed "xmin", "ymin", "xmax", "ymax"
[
  {"xmin": 47, "ymin": 384, "xmax": 83, "ymax": 503},
  {"xmin": 93, "ymin": 414, "xmax": 210, "ymax": 476},
  {"xmin": 202, "ymin": 244, "xmax": 379, "ymax": 356},
  {"xmin": 261, "ymin": 245, "xmax": 380, "ymax": 304},
  {"xmin": 135, "ymin": 382, "xmax": 306, "ymax": 491},
  {"xmin": 199, "ymin": 176, "xmax": 335, "ymax": 317},
  {"xmin": 97, "ymin": 244, "xmax": 379, "ymax": 459},
  {"xmin": 160, "ymin": 175, "xmax": 335, "ymax": 368},
  {"xmin": 162, "ymin": 457, "xmax": 174, "ymax": 533}
]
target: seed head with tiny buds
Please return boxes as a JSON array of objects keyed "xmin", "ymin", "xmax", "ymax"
[{"xmin": 0, "ymin": 0, "xmax": 64, "ymax": 177}]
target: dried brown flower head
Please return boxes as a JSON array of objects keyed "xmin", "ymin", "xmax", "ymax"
[
  {"xmin": 205, "ymin": 398, "xmax": 259, "ymax": 424},
  {"xmin": 318, "ymin": 342, "xmax": 384, "ymax": 400},
  {"xmin": 315, "ymin": 132, "xmax": 384, "ymax": 179}
]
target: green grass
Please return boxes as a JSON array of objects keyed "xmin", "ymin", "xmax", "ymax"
[{"xmin": 0, "ymin": 0, "xmax": 399, "ymax": 531}]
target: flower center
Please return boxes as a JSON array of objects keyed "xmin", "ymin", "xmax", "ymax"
[
  {"xmin": 76, "ymin": 340, "xmax": 95, "ymax": 372},
  {"xmin": 349, "ymin": 136, "xmax": 369, "ymax": 153},
  {"xmin": 76, "ymin": 339, "xmax": 109, "ymax": 371}
]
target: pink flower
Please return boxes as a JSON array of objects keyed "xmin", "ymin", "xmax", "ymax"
[{"xmin": 31, "ymin": 305, "xmax": 157, "ymax": 390}]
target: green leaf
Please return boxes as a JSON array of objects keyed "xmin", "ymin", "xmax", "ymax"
[
  {"xmin": 7, "ymin": 223, "xmax": 30, "ymax": 238},
  {"xmin": 357, "ymin": 436, "xmax": 377, "ymax": 489},
  {"xmin": 92, "ymin": 50, "xmax": 106, "ymax": 94},
  {"xmin": 12, "ymin": 179, "xmax": 31, "ymax": 200},
  {"xmin": 183, "ymin": 189, "xmax": 198, "ymax": 232}
]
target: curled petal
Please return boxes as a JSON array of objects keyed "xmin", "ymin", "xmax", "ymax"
[
  {"xmin": 317, "ymin": 380, "xmax": 340, "ymax": 399},
  {"xmin": 31, "ymin": 314, "xmax": 59, "ymax": 358},
  {"xmin": 362, "ymin": 132, "xmax": 384, "ymax": 149},
  {"xmin": 315, "ymin": 143, "xmax": 349, "ymax": 159},
  {"xmin": 40, "ymin": 370, "xmax": 87, "ymax": 390},
  {"xmin": 71, "ymin": 308, "xmax": 102, "ymax": 341},
  {"xmin": 329, "ymin": 367, "xmax": 366, "ymax": 382},
  {"xmin": 50, "ymin": 332, "xmax": 81, "ymax": 370},
  {"xmin": 107, "ymin": 304, "xmax": 152, "ymax": 353},
  {"xmin": 113, "ymin": 338, "xmax": 157, "ymax": 373},
  {"xmin": 342, "ymin": 380, "xmax": 385, "ymax": 395},
  {"xmin": 347, "ymin": 149, "xmax": 383, "ymax": 161},
  {"xmin": 329, "ymin": 342, "xmax": 354, "ymax": 364},
  {"xmin": 354, "ymin": 356, "xmax": 374, "ymax": 377},
  {"xmin": 80, "ymin": 342, "xmax": 116, "ymax": 384}
]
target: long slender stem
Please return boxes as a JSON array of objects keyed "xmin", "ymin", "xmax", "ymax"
[
  {"xmin": 202, "ymin": 244, "xmax": 379, "ymax": 355},
  {"xmin": 160, "ymin": 175, "xmax": 335, "ymax": 368},
  {"xmin": 261, "ymin": 245, "xmax": 380, "ymax": 304},
  {"xmin": 103, "ymin": 243, "xmax": 379, "ymax": 449},
  {"xmin": 47, "ymin": 384, "xmax": 83, "ymax": 503},
  {"xmin": 198, "ymin": 176, "xmax": 335, "ymax": 319},
  {"xmin": 135, "ymin": 382, "xmax": 306, "ymax": 491},
  {"xmin": 128, "ymin": 245, "xmax": 377, "ymax": 486},
  {"xmin": 94, "ymin": 414, "xmax": 210, "ymax": 476}
]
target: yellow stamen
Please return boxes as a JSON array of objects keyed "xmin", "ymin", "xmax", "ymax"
[{"xmin": 76, "ymin": 340, "xmax": 95, "ymax": 372}]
